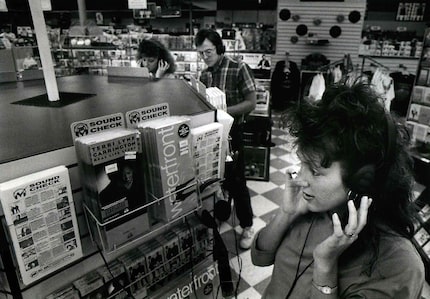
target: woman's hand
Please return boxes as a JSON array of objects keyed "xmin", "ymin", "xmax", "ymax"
[
  {"xmin": 313, "ymin": 196, "xmax": 372, "ymax": 269},
  {"xmin": 282, "ymin": 165, "xmax": 309, "ymax": 216},
  {"xmin": 155, "ymin": 60, "xmax": 170, "ymax": 78}
]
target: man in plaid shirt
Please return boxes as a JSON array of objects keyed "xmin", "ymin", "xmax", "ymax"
[{"xmin": 195, "ymin": 29, "xmax": 257, "ymax": 249}]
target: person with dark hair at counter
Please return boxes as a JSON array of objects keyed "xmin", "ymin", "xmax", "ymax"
[
  {"xmin": 251, "ymin": 82, "xmax": 425, "ymax": 298},
  {"xmin": 137, "ymin": 38, "xmax": 176, "ymax": 79}
]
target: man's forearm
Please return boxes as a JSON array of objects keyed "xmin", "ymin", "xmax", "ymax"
[{"xmin": 227, "ymin": 92, "xmax": 256, "ymax": 117}]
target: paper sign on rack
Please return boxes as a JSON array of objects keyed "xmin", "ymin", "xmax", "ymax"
[
  {"xmin": 191, "ymin": 122, "xmax": 223, "ymax": 182},
  {"xmin": 125, "ymin": 103, "xmax": 170, "ymax": 129},
  {"xmin": 0, "ymin": 166, "xmax": 83, "ymax": 285},
  {"xmin": 215, "ymin": 110, "xmax": 234, "ymax": 177},
  {"xmin": 0, "ymin": 0, "xmax": 7, "ymax": 11},
  {"xmin": 70, "ymin": 112, "xmax": 126, "ymax": 140}
]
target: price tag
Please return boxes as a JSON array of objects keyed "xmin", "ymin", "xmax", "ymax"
[
  {"xmin": 128, "ymin": 0, "xmax": 147, "ymax": 9},
  {"xmin": 0, "ymin": 0, "xmax": 8, "ymax": 11},
  {"xmin": 41, "ymin": 0, "xmax": 51, "ymax": 11}
]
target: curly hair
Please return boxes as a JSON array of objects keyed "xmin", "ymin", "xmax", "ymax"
[
  {"xmin": 282, "ymin": 82, "xmax": 418, "ymax": 272},
  {"xmin": 137, "ymin": 38, "xmax": 176, "ymax": 74}
]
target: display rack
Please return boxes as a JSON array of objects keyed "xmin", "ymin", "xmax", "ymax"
[
  {"xmin": 42, "ymin": 211, "xmax": 214, "ymax": 299},
  {"xmin": 0, "ymin": 76, "xmax": 218, "ymax": 299},
  {"xmin": 85, "ymin": 180, "xmax": 202, "ymax": 253}
]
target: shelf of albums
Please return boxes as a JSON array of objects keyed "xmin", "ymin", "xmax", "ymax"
[
  {"xmin": 45, "ymin": 26, "xmax": 208, "ymax": 77},
  {"xmin": 0, "ymin": 101, "xmax": 227, "ymax": 298},
  {"xmin": 405, "ymin": 28, "xmax": 430, "ymax": 167},
  {"xmin": 39, "ymin": 25, "xmax": 198, "ymax": 76},
  {"xmin": 34, "ymin": 25, "xmax": 272, "ymax": 79},
  {"xmin": 406, "ymin": 28, "xmax": 430, "ymax": 273},
  {"xmin": 359, "ymin": 28, "xmax": 423, "ymax": 59},
  {"xmin": 4, "ymin": 24, "xmax": 275, "ymax": 81}
]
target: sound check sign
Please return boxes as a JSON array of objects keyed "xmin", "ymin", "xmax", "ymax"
[
  {"xmin": 70, "ymin": 113, "xmax": 126, "ymax": 139},
  {"xmin": 125, "ymin": 103, "xmax": 170, "ymax": 129}
]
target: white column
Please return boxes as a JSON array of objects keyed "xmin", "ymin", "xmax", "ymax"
[
  {"xmin": 77, "ymin": 0, "xmax": 87, "ymax": 26},
  {"xmin": 28, "ymin": 0, "xmax": 59, "ymax": 102}
]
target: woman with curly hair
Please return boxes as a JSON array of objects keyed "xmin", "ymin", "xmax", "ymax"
[
  {"xmin": 251, "ymin": 82, "xmax": 425, "ymax": 298},
  {"xmin": 137, "ymin": 38, "xmax": 176, "ymax": 79}
]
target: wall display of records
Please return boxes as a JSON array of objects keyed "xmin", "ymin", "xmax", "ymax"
[{"xmin": 280, "ymin": 7, "xmax": 363, "ymax": 44}]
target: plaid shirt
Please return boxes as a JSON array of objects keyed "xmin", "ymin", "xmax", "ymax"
[{"xmin": 200, "ymin": 55, "xmax": 256, "ymax": 122}]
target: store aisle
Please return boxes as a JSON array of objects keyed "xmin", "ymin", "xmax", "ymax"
[
  {"xmin": 215, "ymin": 112, "xmax": 299, "ymax": 298},
  {"xmin": 218, "ymin": 112, "xmax": 430, "ymax": 299}
]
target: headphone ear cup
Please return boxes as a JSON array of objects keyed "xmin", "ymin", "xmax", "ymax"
[
  {"xmin": 200, "ymin": 209, "xmax": 218, "ymax": 229},
  {"xmin": 214, "ymin": 200, "xmax": 231, "ymax": 222},
  {"xmin": 216, "ymin": 44, "xmax": 225, "ymax": 55},
  {"xmin": 348, "ymin": 164, "xmax": 376, "ymax": 196}
]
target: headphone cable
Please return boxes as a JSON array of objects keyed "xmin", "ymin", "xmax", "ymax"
[
  {"xmin": 95, "ymin": 243, "xmax": 136, "ymax": 299},
  {"xmin": 285, "ymin": 216, "xmax": 316, "ymax": 299}
]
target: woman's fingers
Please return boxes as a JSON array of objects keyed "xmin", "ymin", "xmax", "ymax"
[
  {"xmin": 357, "ymin": 196, "xmax": 372, "ymax": 231},
  {"xmin": 344, "ymin": 196, "xmax": 372, "ymax": 237},
  {"xmin": 344, "ymin": 200, "xmax": 358, "ymax": 235},
  {"xmin": 332, "ymin": 213, "xmax": 344, "ymax": 237},
  {"xmin": 158, "ymin": 60, "xmax": 169, "ymax": 70}
]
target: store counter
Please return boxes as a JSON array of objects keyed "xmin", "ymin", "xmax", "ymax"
[{"xmin": 0, "ymin": 75, "xmax": 214, "ymax": 165}]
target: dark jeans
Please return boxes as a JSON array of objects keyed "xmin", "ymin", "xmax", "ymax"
[{"xmin": 223, "ymin": 123, "xmax": 254, "ymax": 228}]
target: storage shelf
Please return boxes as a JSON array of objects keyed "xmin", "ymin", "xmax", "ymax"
[
  {"xmin": 63, "ymin": 46, "xmax": 118, "ymax": 50},
  {"xmin": 107, "ymin": 243, "xmax": 213, "ymax": 299},
  {"xmin": 359, "ymin": 54, "xmax": 419, "ymax": 59}
]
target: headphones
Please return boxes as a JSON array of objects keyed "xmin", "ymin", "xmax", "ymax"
[
  {"xmin": 214, "ymin": 194, "xmax": 232, "ymax": 222},
  {"xmin": 197, "ymin": 29, "xmax": 225, "ymax": 55},
  {"xmin": 212, "ymin": 157, "xmax": 237, "ymax": 222},
  {"xmin": 216, "ymin": 43, "xmax": 226, "ymax": 55},
  {"xmin": 347, "ymin": 114, "xmax": 397, "ymax": 201},
  {"xmin": 196, "ymin": 210, "xmax": 234, "ymax": 296},
  {"xmin": 210, "ymin": 30, "xmax": 225, "ymax": 55}
]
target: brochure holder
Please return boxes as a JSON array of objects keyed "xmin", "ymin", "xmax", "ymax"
[{"xmin": 84, "ymin": 180, "xmax": 202, "ymax": 253}]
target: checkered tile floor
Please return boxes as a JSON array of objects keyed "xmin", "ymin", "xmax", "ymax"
[
  {"xmin": 218, "ymin": 112, "xmax": 430, "ymax": 299},
  {"xmin": 214, "ymin": 112, "xmax": 297, "ymax": 298}
]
